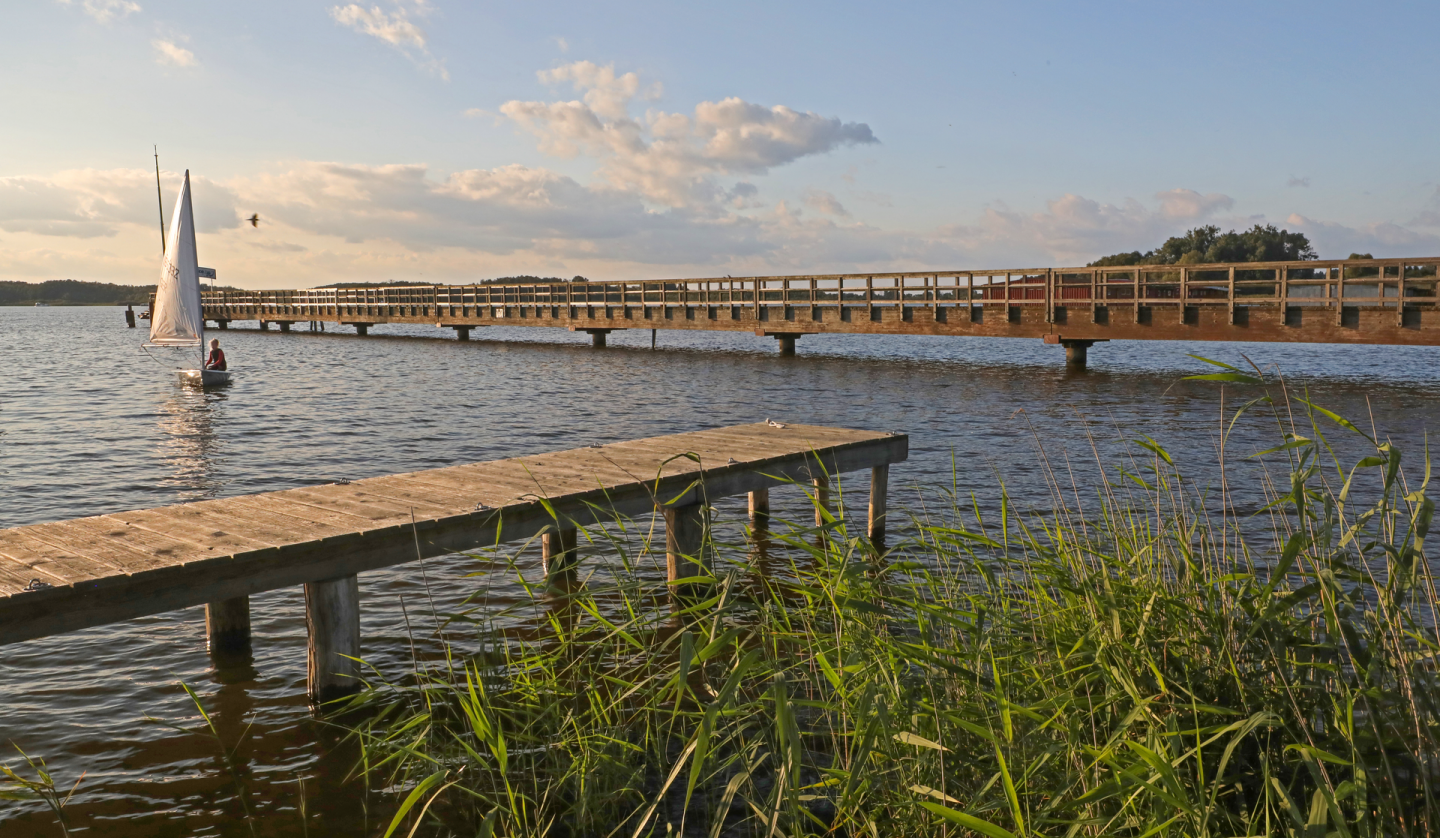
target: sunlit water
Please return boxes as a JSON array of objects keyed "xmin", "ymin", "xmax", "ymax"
[{"xmin": 1, "ymin": 306, "xmax": 1436, "ymax": 835}]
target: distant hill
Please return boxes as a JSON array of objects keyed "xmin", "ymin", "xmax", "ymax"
[{"xmin": 1, "ymin": 279, "xmax": 241, "ymax": 306}]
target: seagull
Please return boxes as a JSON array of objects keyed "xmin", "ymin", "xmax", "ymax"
[
  {"xmin": 247, "ymin": 214, "xmax": 260, "ymax": 227},
  {"xmin": 727, "ymin": 457, "xmax": 738, "ymax": 465},
  {"xmin": 766, "ymin": 418, "xmax": 787, "ymax": 429}
]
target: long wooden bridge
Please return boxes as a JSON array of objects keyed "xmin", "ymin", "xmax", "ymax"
[
  {"xmin": 0, "ymin": 424, "xmax": 905, "ymax": 703},
  {"xmin": 195, "ymin": 256, "xmax": 1440, "ymax": 367}
]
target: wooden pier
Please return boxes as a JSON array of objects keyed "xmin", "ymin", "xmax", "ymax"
[
  {"xmin": 195, "ymin": 256, "xmax": 1440, "ymax": 367},
  {"xmin": 0, "ymin": 424, "xmax": 906, "ymax": 702}
]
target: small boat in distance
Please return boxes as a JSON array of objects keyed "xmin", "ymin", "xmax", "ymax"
[
  {"xmin": 144, "ymin": 170, "xmax": 232, "ymax": 386},
  {"xmin": 34, "ymin": 302, "xmax": 49, "ymax": 307}
]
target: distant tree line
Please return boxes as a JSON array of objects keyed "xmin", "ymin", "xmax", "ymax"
[
  {"xmin": 1089, "ymin": 224, "xmax": 1317, "ymax": 267},
  {"xmin": 3, "ymin": 280, "xmax": 151, "ymax": 306},
  {"xmin": 1, "ymin": 279, "xmax": 246, "ymax": 305}
]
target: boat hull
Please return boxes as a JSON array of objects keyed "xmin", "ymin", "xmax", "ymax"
[{"xmin": 177, "ymin": 369, "xmax": 233, "ymax": 386}]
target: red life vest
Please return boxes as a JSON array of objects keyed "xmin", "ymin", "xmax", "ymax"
[{"xmin": 206, "ymin": 348, "xmax": 227, "ymax": 371}]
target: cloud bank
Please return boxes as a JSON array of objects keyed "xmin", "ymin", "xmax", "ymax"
[{"xmin": 3, "ymin": 60, "xmax": 1437, "ymax": 286}]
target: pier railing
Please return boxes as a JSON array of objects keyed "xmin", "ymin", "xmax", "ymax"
[{"xmin": 201, "ymin": 257, "xmax": 1440, "ymax": 321}]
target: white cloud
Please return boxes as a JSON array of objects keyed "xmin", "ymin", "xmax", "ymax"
[
  {"xmin": 0, "ymin": 168, "xmax": 239, "ymax": 238},
  {"xmin": 803, "ymin": 189, "xmax": 849, "ymax": 218},
  {"xmin": 59, "ymin": 0, "xmax": 140, "ymax": 24},
  {"xmin": 1154, "ymin": 188, "xmax": 1233, "ymax": 220},
  {"xmin": 330, "ymin": 3, "xmax": 447, "ymax": 79},
  {"xmin": 152, "ymin": 38, "xmax": 195, "ymax": 67},
  {"xmin": 1283, "ymin": 213, "xmax": 1440, "ymax": 257},
  {"xmin": 500, "ymin": 61, "xmax": 878, "ymax": 208},
  {"xmin": 554, "ymin": 36, "xmax": 569, "ymax": 53}
]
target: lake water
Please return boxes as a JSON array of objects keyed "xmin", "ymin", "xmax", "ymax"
[{"xmin": 2, "ymin": 306, "xmax": 1437, "ymax": 835}]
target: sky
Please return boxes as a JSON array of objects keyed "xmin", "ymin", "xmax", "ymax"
[{"xmin": 3, "ymin": 0, "xmax": 1439, "ymax": 289}]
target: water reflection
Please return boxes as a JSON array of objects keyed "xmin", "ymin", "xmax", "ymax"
[{"xmin": 156, "ymin": 387, "xmax": 228, "ymax": 501}]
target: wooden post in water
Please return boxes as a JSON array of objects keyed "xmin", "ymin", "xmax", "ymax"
[
  {"xmin": 591, "ymin": 330, "xmax": 607, "ymax": 348},
  {"xmin": 542, "ymin": 527, "xmax": 578, "ymax": 581},
  {"xmin": 304, "ymin": 575, "xmax": 361, "ymax": 704},
  {"xmin": 453, "ymin": 326, "xmax": 471, "ymax": 341},
  {"xmin": 205, "ymin": 596, "xmax": 251, "ymax": 654},
  {"xmin": 748, "ymin": 488, "xmax": 769, "ymax": 533},
  {"xmin": 125, "ymin": 304, "xmax": 136, "ymax": 328},
  {"xmin": 868, "ymin": 465, "xmax": 889, "ymax": 547},
  {"xmin": 776, "ymin": 334, "xmax": 797, "ymax": 356},
  {"xmin": 812, "ymin": 477, "xmax": 830, "ymax": 528},
  {"xmin": 664, "ymin": 503, "xmax": 709, "ymax": 598}
]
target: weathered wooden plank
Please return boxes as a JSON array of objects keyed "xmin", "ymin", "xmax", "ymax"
[
  {"xmin": 57, "ymin": 516, "xmax": 215, "ymax": 564},
  {"xmin": 0, "ymin": 530, "xmax": 121, "ymax": 586},
  {"xmin": 224, "ymin": 495, "xmax": 372, "ymax": 535},
  {"xmin": 106, "ymin": 508, "xmax": 276, "ymax": 554},
  {"xmin": 20, "ymin": 521, "xmax": 178, "ymax": 574}
]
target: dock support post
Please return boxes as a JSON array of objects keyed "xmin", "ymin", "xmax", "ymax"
[
  {"xmin": 304, "ymin": 575, "xmax": 361, "ymax": 705},
  {"xmin": 125, "ymin": 305, "xmax": 136, "ymax": 328},
  {"xmin": 259, "ymin": 320, "xmax": 270, "ymax": 331},
  {"xmin": 217, "ymin": 320, "xmax": 229, "ymax": 330},
  {"xmin": 542, "ymin": 527, "xmax": 578, "ymax": 580},
  {"xmin": 664, "ymin": 503, "xmax": 710, "ymax": 600},
  {"xmin": 591, "ymin": 330, "xmax": 608, "ymax": 348},
  {"xmin": 812, "ymin": 477, "xmax": 830, "ymax": 528},
  {"xmin": 453, "ymin": 326, "xmax": 471, "ymax": 341},
  {"xmin": 278, "ymin": 321, "xmax": 291, "ymax": 333},
  {"xmin": 352, "ymin": 323, "xmax": 369, "ymax": 336},
  {"xmin": 777, "ymin": 334, "xmax": 797, "ymax": 356},
  {"xmin": 205, "ymin": 596, "xmax": 251, "ymax": 654},
  {"xmin": 868, "ymin": 465, "xmax": 889, "ymax": 547},
  {"xmin": 748, "ymin": 488, "xmax": 769, "ymax": 533}
]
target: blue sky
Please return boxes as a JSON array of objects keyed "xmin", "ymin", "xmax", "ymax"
[{"xmin": 3, "ymin": 0, "xmax": 1438, "ymax": 288}]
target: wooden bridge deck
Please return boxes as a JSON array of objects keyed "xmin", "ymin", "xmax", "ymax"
[
  {"xmin": 0, "ymin": 423, "xmax": 906, "ymax": 699},
  {"xmin": 194, "ymin": 257, "xmax": 1440, "ymax": 364}
]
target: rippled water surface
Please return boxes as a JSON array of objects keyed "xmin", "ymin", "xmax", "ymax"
[{"xmin": 1, "ymin": 306, "xmax": 1437, "ymax": 835}]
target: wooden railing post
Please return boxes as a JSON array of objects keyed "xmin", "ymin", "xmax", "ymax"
[
  {"xmin": 812, "ymin": 477, "xmax": 830, "ymax": 529},
  {"xmin": 1228, "ymin": 267, "xmax": 1237, "ymax": 325},
  {"xmin": 305, "ymin": 575, "xmax": 361, "ymax": 705}
]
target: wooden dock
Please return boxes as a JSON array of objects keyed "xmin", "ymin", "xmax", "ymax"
[
  {"xmin": 0, "ymin": 424, "xmax": 906, "ymax": 701},
  {"xmin": 195, "ymin": 256, "xmax": 1440, "ymax": 367}
]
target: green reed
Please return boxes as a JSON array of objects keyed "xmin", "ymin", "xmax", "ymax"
[{"xmin": 348, "ymin": 375, "xmax": 1439, "ymax": 837}]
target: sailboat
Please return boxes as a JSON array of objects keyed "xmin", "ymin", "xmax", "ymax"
[{"xmin": 145, "ymin": 171, "xmax": 232, "ymax": 386}]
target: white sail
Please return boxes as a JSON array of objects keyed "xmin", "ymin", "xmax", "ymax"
[{"xmin": 147, "ymin": 171, "xmax": 204, "ymax": 348}]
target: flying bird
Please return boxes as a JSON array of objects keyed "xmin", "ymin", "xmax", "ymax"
[{"xmin": 247, "ymin": 214, "xmax": 260, "ymax": 227}]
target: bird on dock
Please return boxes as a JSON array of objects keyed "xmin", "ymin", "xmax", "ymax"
[
  {"xmin": 766, "ymin": 418, "xmax": 787, "ymax": 429},
  {"xmin": 247, "ymin": 213, "xmax": 260, "ymax": 227}
]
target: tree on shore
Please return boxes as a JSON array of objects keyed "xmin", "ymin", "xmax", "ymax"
[{"xmin": 1089, "ymin": 223, "xmax": 1317, "ymax": 266}]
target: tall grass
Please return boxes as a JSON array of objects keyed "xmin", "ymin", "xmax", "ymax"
[{"xmin": 349, "ymin": 376, "xmax": 1439, "ymax": 837}]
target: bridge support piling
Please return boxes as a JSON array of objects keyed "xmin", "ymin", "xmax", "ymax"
[
  {"xmin": 345, "ymin": 323, "xmax": 369, "ymax": 336},
  {"xmin": 542, "ymin": 527, "xmax": 578, "ymax": 581},
  {"xmin": 258, "ymin": 320, "xmax": 270, "ymax": 331},
  {"xmin": 1044, "ymin": 335, "xmax": 1104, "ymax": 370},
  {"xmin": 205, "ymin": 596, "xmax": 251, "ymax": 654},
  {"xmin": 664, "ymin": 502, "xmax": 710, "ymax": 603},
  {"xmin": 592, "ymin": 330, "xmax": 607, "ymax": 348},
  {"xmin": 453, "ymin": 326, "xmax": 471, "ymax": 341},
  {"xmin": 869, "ymin": 465, "xmax": 889, "ymax": 547},
  {"xmin": 757, "ymin": 332, "xmax": 802, "ymax": 356},
  {"xmin": 278, "ymin": 321, "xmax": 291, "ymax": 333},
  {"xmin": 304, "ymin": 574, "xmax": 361, "ymax": 705}
]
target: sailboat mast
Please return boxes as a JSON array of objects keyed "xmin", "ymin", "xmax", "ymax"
[{"xmin": 154, "ymin": 146, "xmax": 166, "ymax": 255}]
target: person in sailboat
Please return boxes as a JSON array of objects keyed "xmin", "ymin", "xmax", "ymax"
[{"xmin": 204, "ymin": 338, "xmax": 227, "ymax": 371}]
